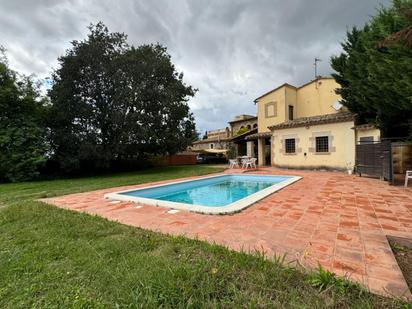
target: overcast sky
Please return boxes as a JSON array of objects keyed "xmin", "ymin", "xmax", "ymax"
[{"xmin": 0, "ymin": 0, "xmax": 390, "ymax": 133}]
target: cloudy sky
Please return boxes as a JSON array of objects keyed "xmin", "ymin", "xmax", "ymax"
[{"xmin": 0, "ymin": 0, "xmax": 390, "ymax": 133}]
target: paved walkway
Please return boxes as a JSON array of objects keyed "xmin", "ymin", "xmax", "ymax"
[{"xmin": 42, "ymin": 168, "xmax": 412, "ymax": 299}]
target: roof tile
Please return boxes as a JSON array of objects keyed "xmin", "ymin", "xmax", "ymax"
[{"xmin": 268, "ymin": 112, "xmax": 354, "ymax": 131}]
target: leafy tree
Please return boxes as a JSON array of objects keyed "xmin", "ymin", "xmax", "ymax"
[
  {"xmin": 0, "ymin": 48, "xmax": 48, "ymax": 182},
  {"xmin": 49, "ymin": 23, "xmax": 197, "ymax": 172},
  {"xmin": 331, "ymin": 0, "xmax": 412, "ymax": 137},
  {"xmin": 191, "ymin": 130, "xmax": 201, "ymax": 142},
  {"xmin": 226, "ymin": 143, "xmax": 237, "ymax": 159}
]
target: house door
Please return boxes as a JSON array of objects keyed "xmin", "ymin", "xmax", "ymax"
[
  {"xmin": 264, "ymin": 138, "xmax": 271, "ymax": 166},
  {"xmin": 238, "ymin": 143, "xmax": 247, "ymax": 156},
  {"xmin": 253, "ymin": 140, "xmax": 258, "ymax": 158}
]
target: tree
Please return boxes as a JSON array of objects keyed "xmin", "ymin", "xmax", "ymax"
[
  {"xmin": 49, "ymin": 23, "xmax": 197, "ymax": 172},
  {"xmin": 331, "ymin": 0, "xmax": 412, "ymax": 137},
  {"xmin": 380, "ymin": 1, "xmax": 412, "ymax": 48},
  {"xmin": 0, "ymin": 48, "xmax": 48, "ymax": 182}
]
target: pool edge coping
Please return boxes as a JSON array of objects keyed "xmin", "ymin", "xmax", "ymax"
[{"xmin": 104, "ymin": 173, "xmax": 302, "ymax": 215}]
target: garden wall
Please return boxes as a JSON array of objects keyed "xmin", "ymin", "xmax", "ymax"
[{"xmin": 152, "ymin": 153, "xmax": 197, "ymax": 166}]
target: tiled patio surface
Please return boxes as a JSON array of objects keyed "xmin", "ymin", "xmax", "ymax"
[{"xmin": 42, "ymin": 168, "xmax": 412, "ymax": 299}]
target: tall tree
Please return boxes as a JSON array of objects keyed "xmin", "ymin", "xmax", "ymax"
[
  {"xmin": 49, "ymin": 23, "xmax": 197, "ymax": 172},
  {"xmin": 380, "ymin": 1, "xmax": 412, "ymax": 48},
  {"xmin": 331, "ymin": 0, "xmax": 412, "ymax": 137},
  {"xmin": 0, "ymin": 48, "xmax": 48, "ymax": 182}
]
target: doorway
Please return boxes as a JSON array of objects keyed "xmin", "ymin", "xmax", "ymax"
[{"xmin": 264, "ymin": 138, "xmax": 271, "ymax": 166}]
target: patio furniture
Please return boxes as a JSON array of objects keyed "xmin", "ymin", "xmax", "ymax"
[
  {"xmin": 229, "ymin": 159, "xmax": 239, "ymax": 169},
  {"xmin": 405, "ymin": 170, "xmax": 412, "ymax": 187},
  {"xmin": 243, "ymin": 158, "xmax": 257, "ymax": 169}
]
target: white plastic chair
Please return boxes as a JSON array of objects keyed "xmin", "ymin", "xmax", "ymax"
[
  {"xmin": 229, "ymin": 159, "xmax": 239, "ymax": 169},
  {"xmin": 244, "ymin": 158, "xmax": 257, "ymax": 169},
  {"xmin": 241, "ymin": 158, "xmax": 248, "ymax": 169},
  {"xmin": 405, "ymin": 171, "xmax": 412, "ymax": 187}
]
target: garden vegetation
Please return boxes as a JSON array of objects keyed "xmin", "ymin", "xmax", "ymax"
[
  {"xmin": 331, "ymin": 0, "xmax": 412, "ymax": 138},
  {"xmin": 0, "ymin": 166, "xmax": 407, "ymax": 307},
  {"xmin": 0, "ymin": 23, "xmax": 198, "ymax": 182}
]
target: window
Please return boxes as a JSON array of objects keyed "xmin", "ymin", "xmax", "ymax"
[
  {"xmin": 359, "ymin": 136, "xmax": 374, "ymax": 144},
  {"xmin": 285, "ymin": 138, "xmax": 296, "ymax": 154},
  {"xmin": 264, "ymin": 102, "xmax": 277, "ymax": 118},
  {"xmin": 315, "ymin": 136, "xmax": 329, "ymax": 153},
  {"xmin": 288, "ymin": 105, "xmax": 294, "ymax": 121},
  {"xmin": 210, "ymin": 143, "xmax": 214, "ymax": 149}
]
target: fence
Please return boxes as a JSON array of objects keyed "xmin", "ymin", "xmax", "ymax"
[
  {"xmin": 355, "ymin": 139, "xmax": 411, "ymax": 185},
  {"xmin": 151, "ymin": 153, "xmax": 197, "ymax": 166}
]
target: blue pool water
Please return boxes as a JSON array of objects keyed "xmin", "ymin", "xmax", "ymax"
[{"xmin": 120, "ymin": 175, "xmax": 291, "ymax": 207}]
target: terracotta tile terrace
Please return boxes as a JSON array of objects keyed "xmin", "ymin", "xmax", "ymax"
[{"xmin": 42, "ymin": 168, "xmax": 412, "ymax": 299}]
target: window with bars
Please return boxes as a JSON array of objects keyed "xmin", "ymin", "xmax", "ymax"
[
  {"xmin": 315, "ymin": 136, "xmax": 329, "ymax": 152},
  {"xmin": 285, "ymin": 138, "xmax": 296, "ymax": 154}
]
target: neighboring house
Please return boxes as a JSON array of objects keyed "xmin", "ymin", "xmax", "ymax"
[
  {"xmin": 191, "ymin": 115, "xmax": 258, "ymax": 155},
  {"xmin": 191, "ymin": 128, "xmax": 231, "ymax": 151},
  {"xmin": 245, "ymin": 77, "xmax": 380, "ymax": 170},
  {"xmin": 228, "ymin": 115, "xmax": 258, "ymax": 156},
  {"xmin": 229, "ymin": 114, "xmax": 258, "ymax": 136}
]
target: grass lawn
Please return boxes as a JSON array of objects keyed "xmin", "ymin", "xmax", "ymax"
[{"xmin": 0, "ymin": 165, "xmax": 408, "ymax": 308}]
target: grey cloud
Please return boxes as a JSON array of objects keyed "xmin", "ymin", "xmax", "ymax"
[{"xmin": 0, "ymin": 0, "xmax": 390, "ymax": 132}]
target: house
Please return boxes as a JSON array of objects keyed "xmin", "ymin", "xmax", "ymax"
[
  {"xmin": 245, "ymin": 77, "xmax": 380, "ymax": 170},
  {"xmin": 191, "ymin": 128, "xmax": 231, "ymax": 151},
  {"xmin": 191, "ymin": 115, "xmax": 258, "ymax": 155},
  {"xmin": 228, "ymin": 115, "xmax": 258, "ymax": 156},
  {"xmin": 229, "ymin": 114, "xmax": 258, "ymax": 136}
]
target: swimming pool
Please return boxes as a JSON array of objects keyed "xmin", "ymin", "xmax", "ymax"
[{"xmin": 104, "ymin": 174, "xmax": 301, "ymax": 214}]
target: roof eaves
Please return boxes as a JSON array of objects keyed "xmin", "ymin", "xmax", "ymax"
[
  {"xmin": 354, "ymin": 123, "xmax": 377, "ymax": 131},
  {"xmin": 192, "ymin": 138, "xmax": 230, "ymax": 144},
  {"xmin": 230, "ymin": 128, "xmax": 258, "ymax": 141},
  {"xmin": 268, "ymin": 112, "xmax": 354, "ymax": 131},
  {"xmin": 245, "ymin": 131, "xmax": 272, "ymax": 140},
  {"xmin": 253, "ymin": 83, "xmax": 297, "ymax": 103},
  {"xmin": 228, "ymin": 116, "xmax": 258, "ymax": 124},
  {"xmin": 297, "ymin": 76, "xmax": 335, "ymax": 89}
]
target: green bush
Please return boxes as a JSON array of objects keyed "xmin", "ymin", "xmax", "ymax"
[
  {"xmin": 235, "ymin": 127, "xmax": 249, "ymax": 136},
  {"xmin": 0, "ymin": 49, "xmax": 48, "ymax": 182}
]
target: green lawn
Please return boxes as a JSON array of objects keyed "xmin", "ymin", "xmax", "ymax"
[{"xmin": 0, "ymin": 165, "xmax": 407, "ymax": 308}]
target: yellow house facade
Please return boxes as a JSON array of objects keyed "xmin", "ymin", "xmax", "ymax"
[{"xmin": 246, "ymin": 77, "xmax": 380, "ymax": 170}]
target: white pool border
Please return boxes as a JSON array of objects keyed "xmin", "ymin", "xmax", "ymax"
[{"xmin": 104, "ymin": 173, "xmax": 301, "ymax": 215}]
